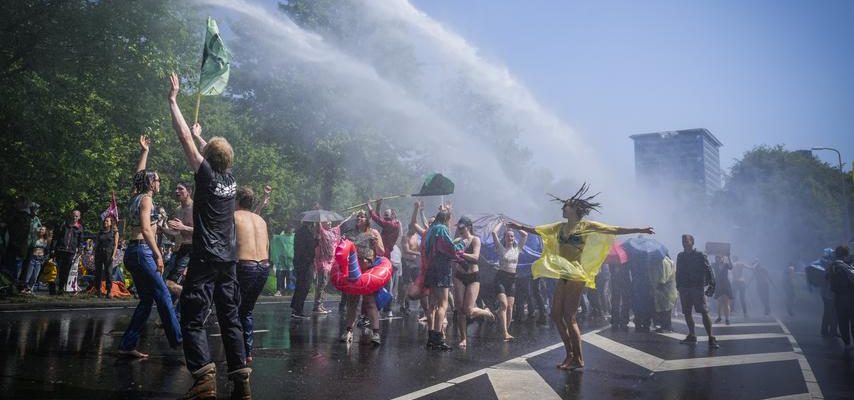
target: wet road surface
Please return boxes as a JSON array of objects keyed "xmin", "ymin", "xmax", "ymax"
[{"xmin": 1, "ymin": 296, "xmax": 852, "ymax": 399}]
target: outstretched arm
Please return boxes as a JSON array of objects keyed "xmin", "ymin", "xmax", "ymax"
[
  {"xmin": 613, "ymin": 226, "xmax": 655, "ymax": 235},
  {"xmin": 136, "ymin": 136, "xmax": 150, "ymax": 173},
  {"xmin": 253, "ymin": 185, "xmax": 272, "ymax": 214},
  {"xmin": 168, "ymin": 73, "xmax": 204, "ymax": 173},
  {"xmin": 505, "ymin": 221, "xmax": 538, "ymax": 236}
]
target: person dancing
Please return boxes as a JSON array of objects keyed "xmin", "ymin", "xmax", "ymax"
[
  {"xmin": 491, "ymin": 220, "xmax": 528, "ymax": 341},
  {"xmin": 508, "ymin": 184, "xmax": 653, "ymax": 370},
  {"xmin": 451, "ymin": 216, "xmax": 495, "ymax": 348}
]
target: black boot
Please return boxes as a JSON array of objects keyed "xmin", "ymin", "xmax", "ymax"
[{"xmin": 426, "ymin": 330, "xmax": 438, "ymax": 349}]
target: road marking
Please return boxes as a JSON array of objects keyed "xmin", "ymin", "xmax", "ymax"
[
  {"xmin": 390, "ymin": 325, "xmax": 610, "ymax": 400},
  {"xmin": 210, "ymin": 329, "xmax": 269, "ymax": 337},
  {"xmin": 776, "ymin": 318, "xmax": 824, "ymax": 400},
  {"xmin": 670, "ymin": 319, "xmax": 780, "ymax": 327},
  {"xmin": 488, "ymin": 358, "xmax": 560, "ymax": 400},
  {"xmin": 0, "ymin": 306, "xmax": 134, "ymax": 313},
  {"xmin": 656, "ymin": 332, "xmax": 789, "ymax": 341}
]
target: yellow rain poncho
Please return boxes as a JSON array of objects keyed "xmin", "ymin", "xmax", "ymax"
[{"xmin": 533, "ymin": 220, "xmax": 618, "ymax": 288}]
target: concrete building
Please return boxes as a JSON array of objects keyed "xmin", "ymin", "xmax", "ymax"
[{"xmin": 630, "ymin": 128, "xmax": 723, "ymax": 196}]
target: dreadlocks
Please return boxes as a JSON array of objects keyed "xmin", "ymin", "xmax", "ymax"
[{"xmin": 548, "ymin": 183, "xmax": 602, "ymax": 219}]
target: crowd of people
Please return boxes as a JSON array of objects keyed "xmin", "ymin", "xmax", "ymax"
[{"xmin": 1, "ymin": 74, "xmax": 853, "ymax": 398}]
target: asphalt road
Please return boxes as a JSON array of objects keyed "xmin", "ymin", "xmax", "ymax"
[{"xmin": 0, "ymin": 293, "xmax": 851, "ymax": 399}]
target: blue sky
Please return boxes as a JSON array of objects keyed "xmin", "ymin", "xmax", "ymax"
[{"xmin": 411, "ymin": 0, "xmax": 854, "ymax": 175}]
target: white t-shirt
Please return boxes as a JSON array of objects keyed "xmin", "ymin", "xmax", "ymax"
[
  {"xmin": 390, "ymin": 245, "xmax": 402, "ymax": 269},
  {"xmin": 495, "ymin": 239, "xmax": 521, "ymax": 274}
]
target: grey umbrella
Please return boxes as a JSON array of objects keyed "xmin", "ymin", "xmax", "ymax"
[{"xmin": 299, "ymin": 209, "xmax": 344, "ymax": 223}]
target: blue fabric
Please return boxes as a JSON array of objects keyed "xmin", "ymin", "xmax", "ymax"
[{"xmin": 120, "ymin": 244, "xmax": 182, "ymax": 350}]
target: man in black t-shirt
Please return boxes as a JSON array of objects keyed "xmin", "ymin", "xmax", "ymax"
[
  {"xmin": 675, "ymin": 234, "xmax": 719, "ymax": 349},
  {"xmin": 169, "ymin": 73, "xmax": 251, "ymax": 400}
]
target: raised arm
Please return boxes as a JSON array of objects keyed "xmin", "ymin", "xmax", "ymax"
[
  {"xmin": 335, "ymin": 211, "xmax": 356, "ymax": 228},
  {"xmin": 505, "ymin": 221, "xmax": 538, "ymax": 236},
  {"xmin": 192, "ymin": 122, "xmax": 207, "ymax": 154},
  {"xmin": 136, "ymin": 135, "xmax": 150, "ymax": 173},
  {"xmin": 410, "ymin": 201, "xmax": 426, "ymax": 236},
  {"xmin": 168, "ymin": 73, "xmax": 204, "ymax": 172},
  {"xmin": 253, "ymin": 185, "xmax": 272, "ymax": 214},
  {"xmin": 518, "ymin": 229, "xmax": 529, "ymax": 248},
  {"xmin": 491, "ymin": 222, "xmax": 505, "ymax": 254}
]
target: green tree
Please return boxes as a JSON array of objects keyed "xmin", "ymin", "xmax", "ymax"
[{"xmin": 714, "ymin": 145, "xmax": 853, "ymax": 264}]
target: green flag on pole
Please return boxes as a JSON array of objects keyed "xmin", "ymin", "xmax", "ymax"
[{"xmin": 199, "ymin": 17, "xmax": 230, "ymax": 96}]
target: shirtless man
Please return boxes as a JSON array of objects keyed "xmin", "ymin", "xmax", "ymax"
[
  {"xmin": 163, "ymin": 182, "xmax": 194, "ymax": 300},
  {"xmin": 234, "ymin": 187, "xmax": 271, "ymax": 363}
]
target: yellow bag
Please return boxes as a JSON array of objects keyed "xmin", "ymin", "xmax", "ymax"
[{"xmin": 40, "ymin": 259, "xmax": 58, "ymax": 283}]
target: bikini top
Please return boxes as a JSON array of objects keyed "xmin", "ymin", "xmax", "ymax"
[{"xmin": 128, "ymin": 194, "xmax": 158, "ymax": 228}]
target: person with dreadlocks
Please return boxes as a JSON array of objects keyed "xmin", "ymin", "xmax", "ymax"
[
  {"xmin": 118, "ymin": 135, "xmax": 182, "ymax": 358},
  {"xmin": 507, "ymin": 184, "xmax": 653, "ymax": 370}
]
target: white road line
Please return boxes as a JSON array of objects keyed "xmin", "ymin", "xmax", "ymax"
[
  {"xmin": 0, "ymin": 306, "xmax": 134, "ymax": 313},
  {"xmin": 390, "ymin": 325, "xmax": 611, "ymax": 400},
  {"xmin": 583, "ymin": 334, "xmax": 664, "ymax": 371},
  {"xmin": 776, "ymin": 318, "xmax": 824, "ymax": 400},
  {"xmin": 670, "ymin": 319, "xmax": 780, "ymax": 327},
  {"xmin": 488, "ymin": 358, "xmax": 560, "ymax": 400},
  {"xmin": 657, "ymin": 332, "xmax": 789, "ymax": 342},
  {"xmin": 762, "ymin": 394, "xmax": 811, "ymax": 400},
  {"xmin": 659, "ymin": 352, "xmax": 799, "ymax": 371},
  {"xmin": 210, "ymin": 329, "xmax": 269, "ymax": 337}
]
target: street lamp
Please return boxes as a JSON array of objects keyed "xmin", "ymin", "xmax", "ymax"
[{"xmin": 811, "ymin": 147, "xmax": 851, "ymax": 242}]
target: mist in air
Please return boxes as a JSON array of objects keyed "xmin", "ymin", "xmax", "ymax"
[{"xmin": 199, "ymin": 0, "xmax": 735, "ymax": 257}]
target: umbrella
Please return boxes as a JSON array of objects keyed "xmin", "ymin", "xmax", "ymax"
[
  {"xmin": 300, "ymin": 209, "xmax": 344, "ymax": 223},
  {"xmin": 622, "ymin": 237, "xmax": 668, "ymax": 260},
  {"xmin": 341, "ymin": 173, "xmax": 456, "ymax": 211},
  {"xmin": 606, "ymin": 241, "xmax": 628, "ymax": 264}
]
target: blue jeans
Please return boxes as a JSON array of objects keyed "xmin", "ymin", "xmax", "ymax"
[
  {"xmin": 237, "ymin": 261, "xmax": 271, "ymax": 356},
  {"xmin": 119, "ymin": 244, "xmax": 182, "ymax": 351},
  {"xmin": 23, "ymin": 255, "xmax": 45, "ymax": 290}
]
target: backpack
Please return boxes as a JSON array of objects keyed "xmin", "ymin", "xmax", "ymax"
[{"xmin": 829, "ymin": 260, "xmax": 854, "ymax": 293}]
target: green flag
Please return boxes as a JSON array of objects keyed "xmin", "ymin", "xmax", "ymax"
[
  {"xmin": 199, "ymin": 17, "xmax": 230, "ymax": 96},
  {"xmin": 413, "ymin": 173, "xmax": 455, "ymax": 197}
]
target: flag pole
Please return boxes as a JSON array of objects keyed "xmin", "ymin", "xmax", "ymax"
[{"xmin": 193, "ymin": 91, "xmax": 202, "ymax": 125}]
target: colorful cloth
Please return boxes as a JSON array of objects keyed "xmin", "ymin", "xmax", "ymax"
[
  {"xmin": 370, "ymin": 210, "xmax": 401, "ymax": 258},
  {"xmin": 315, "ymin": 224, "xmax": 343, "ymax": 273},
  {"xmin": 270, "ymin": 233, "xmax": 294, "ymax": 272},
  {"xmin": 651, "ymin": 256, "xmax": 678, "ymax": 312},
  {"xmin": 533, "ymin": 220, "xmax": 618, "ymax": 288}
]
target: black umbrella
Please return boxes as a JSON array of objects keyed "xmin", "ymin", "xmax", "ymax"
[{"xmin": 300, "ymin": 209, "xmax": 344, "ymax": 223}]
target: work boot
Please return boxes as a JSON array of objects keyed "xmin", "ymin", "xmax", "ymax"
[
  {"xmin": 228, "ymin": 367, "xmax": 252, "ymax": 400},
  {"xmin": 180, "ymin": 363, "xmax": 217, "ymax": 400}
]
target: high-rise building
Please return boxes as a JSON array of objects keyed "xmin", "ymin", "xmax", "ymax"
[{"xmin": 630, "ymin": 128, "xmax": 723, "ymax": 196}]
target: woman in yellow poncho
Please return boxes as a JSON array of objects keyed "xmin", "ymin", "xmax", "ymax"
[{"xmin": 508, "ymin": 184, "xmax": 654, "ymax": 371}]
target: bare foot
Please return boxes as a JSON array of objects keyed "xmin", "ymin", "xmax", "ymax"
[
  {"xmin": 503, "ymin": 334, "xmax": 515, "ymax": 342},
  {"xmin": 117, "ymin": 349, "xmax": 149, "ymax": 359},
  {"xmin": 567, "ymin": 362, "xmax": 584, "ymax": 371},
  {"xmin": 557, "ymin": 355, "xmax": 572, "ymax": 369},
  {"xmin": 486, "ymin": 310, "xmax": 496, "ymax": 322},
  {"xmin": 458, "ymin": 339, "xmax": 467, "ymax": 349}
]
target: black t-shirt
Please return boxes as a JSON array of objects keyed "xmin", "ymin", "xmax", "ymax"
[
  {"xmin": 95, "ymin": 230, "xmax": 116, "ymax": 257},
  {"xmin": 192, "ymin": 159, "xmax": 237, "ymax": 263}
]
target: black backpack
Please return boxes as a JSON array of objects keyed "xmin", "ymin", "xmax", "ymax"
[{"xmin": 829, "ymin": 260, "xmax": 854, "ymax": 293}]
